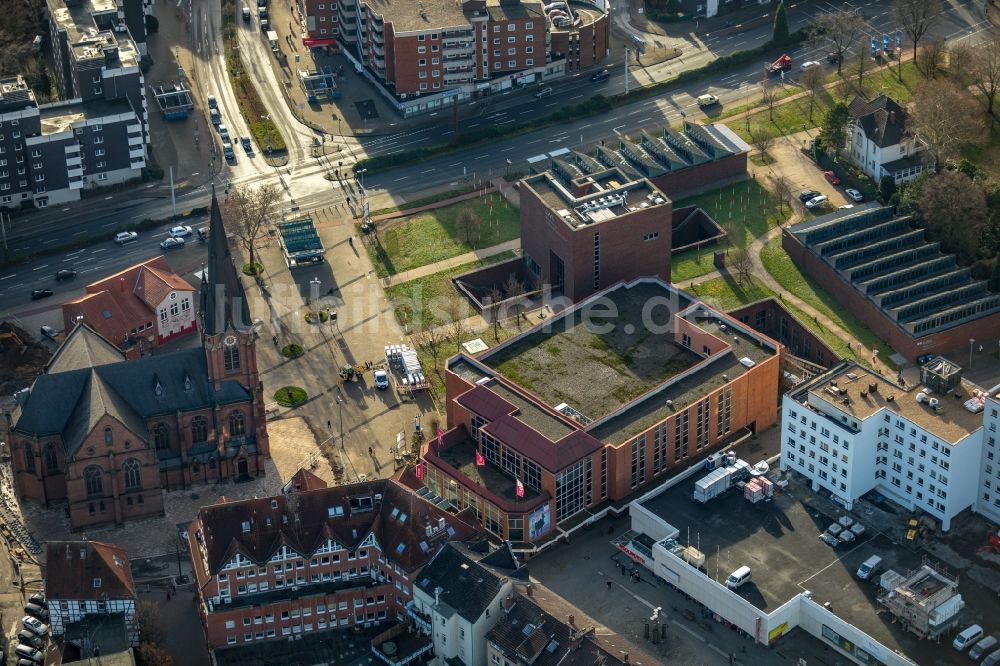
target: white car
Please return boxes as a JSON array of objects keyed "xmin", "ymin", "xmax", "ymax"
[
  {"xmin": 169, "ymin": 225, "xmax": 193, "ymax": 238},
  {"xmin": 218, "ymin": 124, "xmax": 230, "ymax": 142},
  {"xmin": 22, "ymin": 615, "xmax": 49, "ymax": 636},
  {"xmin": 114, "ymin": 231, "xmax": 138, "ymax": 245},
  {"xmin": 844, "ymin": 188, "xmax": 864, "ymax": 202},
  {"xmin": 373, "ymin": 369, "xmax": 389, "ymax": 390},
  {"xmin": 799, "ymin": 61, "xmax": 821, "ymax": 72},
  {"xmin": 160, "ymin": 237, "xmax": 185, "ymax": 250},
  {"xmin": 805, "ymin": 195, "xmax": 828, "ymax": 209},
  {"xmin": 697, "ymin": 94, "xmax": 719, "ymax": 108}
]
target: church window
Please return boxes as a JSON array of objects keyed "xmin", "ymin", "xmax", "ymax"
[
  {"xmin": 23, "ymin": 442, "xmax": 35, "ymax": 474},
  {"xmin": 153, "ymin": 423, "xmax": 170, "ymax": 450},
  {"xmin": 104, "ymin": 427, "xmax": 112, "ymax": 445},
  {"xmin": 229, "ymin": 411, "xmax": 246, "ymax": 437},
  {"xmin": 191, "ymin": 416, "xmax": 208, "ymax": 444},
  {"xmin": 123, "ymin": 459, "xmax": 141, "ymax": 490},
  {"xmin": 44, "ymin": 443, "xmax": 58, "ymax": 474},
  {"xmin": 224, "ymin": 344, "xmax": 240, "ymax": 371},
  {"xmin": 85, "ymin": 466, "xmax": 103, "ymax": 497}
]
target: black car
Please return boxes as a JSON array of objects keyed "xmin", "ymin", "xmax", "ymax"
[
  {"xmin": 55, "ymin": 269, "xmax": 77, "ymax": 281},
  {"xmin": 590, "ymin": 68, "xmax": 610, "ymax": 82},
  {"xmin": 825, "ymin": 52, "xmax": 843, "ymax": 64},
  {"xmin": 28, "ymin": 594, "xmax": 47, "ymax": 608},
  {"xmin": 17, "ymin": 629, "xmax": 42, "ymax": 649},
  {"xmin": 798, "ymin": 189, "xmax": 821, "ymax": 202},
  {"xmin": 30, "ymin": 289, "xmax": 53, "ymax": 301}
]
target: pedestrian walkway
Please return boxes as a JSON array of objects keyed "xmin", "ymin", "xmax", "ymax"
[
  {"xmin": 370, "ymin": 186, "xmax": 497, "ymax": 222},
  {"xmin": 382, "ymin": 239, "xmax": 521, "ymax": 287}
]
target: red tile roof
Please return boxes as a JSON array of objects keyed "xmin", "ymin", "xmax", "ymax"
[
  {"xmin": 45, "ymin": 541, "xmax": 136, "ymax": 601},
  {"xmin": 61, "ymin": 257, "xmax": 193, "ymax": 348},
  {"xmin": 194, "ymin": 473, "xmax": 484, "ymax": 575}
]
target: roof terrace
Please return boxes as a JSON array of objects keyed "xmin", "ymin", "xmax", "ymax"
[{"xmin": 522, "ymin": 168, "xmax": 668, "ymax": 230}]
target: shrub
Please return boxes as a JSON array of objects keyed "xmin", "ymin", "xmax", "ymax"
[
  {"xmin": 281, "ymin": 343, "xmax": 304, "ymax": 359},
  {"xmin": 242, "ymin": 262, "xmax": 264, "ymax": 276},
  {"xmin": 274, "ymin": 386, "xmax": 307, "ymax": 407}
]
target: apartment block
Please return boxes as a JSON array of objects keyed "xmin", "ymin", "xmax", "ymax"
[
  {"xmin": 187, "ymin": 469, "xmax": 484, "ymax": 650},
  {"xmin": 780, "ymin": 358, "xmax": 993, "ymax": 530},
  {"xmin": 45, "ymin": 540, "xmax": 138, "ymax": 645},
  {"xmin": 977, "ymin": 394, "xmax": 1000, "ymax": 525},
  {"xmin": 422, "ymin": 278, "xmax": 781, "ymax": 547},
  {"xmin": 303, "ymin": 0, "xmax": 609, "ymax": 116}
]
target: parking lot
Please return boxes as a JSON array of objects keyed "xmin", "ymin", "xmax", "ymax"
[{"xmin": 639, "ymin": 467, "xmax": 1000, "ymax": 665}]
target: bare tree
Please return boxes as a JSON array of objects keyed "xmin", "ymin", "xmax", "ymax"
[
  {"xmin": 811, "ymin": 11, "xmax": 866, "ymax": 75},
  {"xmin": 769, "ymin": 174, "xmax": 794, "ymax": 218},
  {"xmin": 967, "ymin": 34, "xmax": 1000, "ymax": 119},
  {"xmin": 892, "ymin": 0, "xmax": 943, "ymax": 63},
  {"xmin": 502, "ymin": 275, "xmax": 526, "ymax": 330},
  {"xmin": 749, "ymin": 125, "xmax": 774, "ymax": 161},
  {"xmin": 760, "ymin": 80, "xmax": 779, "ymax": 121},
  {"xmin": 910, "ymin": 79, "xmax": 985, "ymax": 171},
  {"xmin": 800, "ymin": 66, "xmax": 825, "ymax": 122},
  {"xmin": 915, "ymin": 38, "xmax": 947, "ymax": 78},
  {"xmin": 136, "ymin": 600, "xmax": 164, "ymax": 646},
  {"xmin": 444, "ymin": 299, "xmax": 467, "ymax": 346},
  {"xmin": 730, "ymin": 245, "xmax": 754, "ymax": 287},
  {"xmin": 220, "ymin": 182, "xmax": 281, "ymax": 274},
  {"xmin": 414, "ymin": 327, "xmax": 446, "ymax": 374},
  {"xmin": 946, "ymin": 42, "xmax": 975, "ymax": 87},
  {"xmin": 918, "ymin": 170, "xmax": 989, "ymax": 266},
  {"xmin": 455, "ymin": 207, "xmax": 481, "ymax": 245},
  {"xmin": 487, "ymin": 286, "xmax": 503, "ymax": 341},
  {"xmin": 137, "ymin": 643, "xmax": 175, "ymax": 666}
]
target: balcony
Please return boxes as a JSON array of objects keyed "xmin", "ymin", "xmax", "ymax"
[
  {"xmin": 443, "ymin": 39, "xmax": 474, "ymax": 50},
  {"xmin": 129, "ymin": 147, "xmax": 146, "ymax": 160},
  {"xmin": 443, "ymin": 72, "xmax": 472, "ymax": 84},
  {"xmin": 404, "ymin": 601, "xmax": 432, "ymax": 633},
  {"xmin": 372, "ymin": 44, "xmax": 385, "ymax": 57},
  {"xmin": 208, "ymin": 574, "xmax": 382, "ymax": 612},
  {"xmin": 371, "ymin": 622, "xmax": 433, "ymax": 666},
  {"xmin": 443, "ymin": 57, "xmax": 473, "ymax": 68}
]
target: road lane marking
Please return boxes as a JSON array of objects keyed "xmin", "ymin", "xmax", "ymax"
[
  {"xmin": 448, "ymin": 162, "xmax": 462, "ymax": 167},
  {"xmin": 0, "ymin": 275, "xmax": 14, "ymax": 280},
  {"xmin": 501, "ymin": 147, "xmax": 514, "ymax": 152},
  {"xmin": 421, "ymin": 169, "xmax": 436, "ymax": 174},
  {"xmin": 32, "ymin": 265, "xmax": 49, "ymax": 271},
  {"xmin": 91, "ymin": 248, "xmax": 108, "ymax": 254},
  {"xmin": 474, "ymin": 155, "xmax": 488, "ymax": 160},
  {"xmin": 498, "ymin": 119, "xmax": 515, "ymax": 124},
  {"xmin": 519, "ymin": 110, "xmax": 533, "ymax": 115},
  {"xmin": 570, "ymin": 94, "xmax": 584, "ymax": 100},
  {"xmin": 393, "ymin": 176, "xmax": 409, "ymax": 182}
]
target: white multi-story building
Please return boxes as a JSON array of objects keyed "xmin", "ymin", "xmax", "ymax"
[
  {"xmin": 45, "ymin": 540, "xmax": 138, "ymax": 645},
  {"xmin": 975, "ymin": 394, "xmax": 1000, "ymax": 524},
  {"xmin": 780, "ymin": 359, "xmax": 989, "ymax": 531},
  {"xmin": 410, "ymin": 542, "xmax": 516, "ymax": 666}
]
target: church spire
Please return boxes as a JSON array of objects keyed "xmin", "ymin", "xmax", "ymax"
[{"xmin": 200, "ymin": 187, "xmax": 252, "ymax": 337}]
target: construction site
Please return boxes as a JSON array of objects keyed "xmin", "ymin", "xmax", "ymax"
[
  {"xmin": 0, "ymin": 322, "xmax": 51, "ymax": 397},
  {"xmin": 877, "ymin": 559, "xmax": 963, "ymax": 640}
]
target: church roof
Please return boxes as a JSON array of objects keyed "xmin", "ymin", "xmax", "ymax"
[
  {"xmin": 200, "ymin": 188, "xmax": 252, "ymax": 337},
  {"xmin": 12, "ymin": 324, "xmax": 250, "ymax": 458}
]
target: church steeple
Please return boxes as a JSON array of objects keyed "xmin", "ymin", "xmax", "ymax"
[{"xmin": 199, "ymin": 187, "xmax": 252, "ymax": 339}]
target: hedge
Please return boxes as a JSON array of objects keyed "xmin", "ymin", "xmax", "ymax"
[{"xmin": 354, "ymin": 28, "xmax": 810, "ymax": 175}]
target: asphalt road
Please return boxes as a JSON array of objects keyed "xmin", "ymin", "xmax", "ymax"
[{"xmin": 0, "ymin": 0, "xmax": 989, "ymax": 267}]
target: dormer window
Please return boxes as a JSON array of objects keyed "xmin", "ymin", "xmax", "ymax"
[
  {"xmin": 183, "ymin": 374, "xmax": 192, "ymax": 391},
  {"xmin": 242, "ymin": 521, "xmax": 251, "ymax": 533},
  {"xmin": 104, "ymin": 427, "xmax": 112, "ymax": 445},
  {"xmin": 93, "ymin": 577, "xmax": 102, "ymax": 588}
]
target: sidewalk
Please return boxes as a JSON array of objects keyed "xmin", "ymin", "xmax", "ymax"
[{"xmin": 370, "ymin": 186, "xmax": 497, "ymax": 222}]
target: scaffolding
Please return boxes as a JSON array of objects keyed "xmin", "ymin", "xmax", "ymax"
[{"xmin": 877, "ymin": 557, "xmax": 962, "ymax": 640}]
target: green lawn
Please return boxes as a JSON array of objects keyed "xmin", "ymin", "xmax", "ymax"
[
  {"xmin": 384, "ymin": 251, "xmax": 517, "ymax": 330},
  {"xmin": 367, "ymin": 185, "xmax": 479, "ymax": 217},
  {"xmin": 759, "ymin": 236, "xmax": 895, "ymax": 368},
  {"xmin": 728, "ymin": 61, "xmax": 922, "ymax": 143},
  {"xmin": 368, "ymin": 192, "xmax": 519, "ymax": 277},
  {"xmin": 670, "ymin": 179, "xmax": 786, "ymax": 282},
  {"xmin": 685, "ymin": 275, "xmax": 777, "ymax": 311}
]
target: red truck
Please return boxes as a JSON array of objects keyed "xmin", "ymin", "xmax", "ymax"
[{"xmin": 767, "ymin": 54, "xmax": 792, "ymax": 74}]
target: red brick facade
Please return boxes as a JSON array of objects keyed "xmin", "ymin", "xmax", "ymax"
[
  {"xmin": 782, "ymin": 229, "xmax": 1000, "ymax": 363},
  {"xmin": 651, "ymin": 151, "xmax": 749, "ymax": 200},
  {"xmin": 727, "ymin": 298, "xmax": 839, "ymax": 370}
]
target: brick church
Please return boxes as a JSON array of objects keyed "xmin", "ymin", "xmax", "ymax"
[{"xmin": 3, "ymin": 190, "xmax": 271, "ymax": 529}]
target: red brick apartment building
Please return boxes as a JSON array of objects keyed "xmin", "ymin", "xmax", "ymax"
[
  {"xmin": 3, "ymin": 191, "xmax": 270, "ymax": 529},
  {"xmin": 420, "ymin": 278, "xmax": 781, "ymax": 548},
  {"xmin": 188, "ymin": 469, "xmax": 484, "ymax": 650},
  {"xmin": 63, "ymin": 256, "xmax": 197, "ymax": 356},
  {"xmin": 302, "ymin": 0, "xmax": 609, "ymax": 115}
]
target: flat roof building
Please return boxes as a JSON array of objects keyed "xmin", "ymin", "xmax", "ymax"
[{"xmin": 420, "ymin": 278, "xmax": 781, "ymax": 549}]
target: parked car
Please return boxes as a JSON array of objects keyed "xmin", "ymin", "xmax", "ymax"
[
  {"xmin": 18, "ymin": 630, "xmax": 42, "ymax": 649},
  {"xmin": 114, "ymin": 231, "xmax": 138, "ymax": 245},
  {"xmin": 209, "ymin": 108, "xmax": 221, "ymax": 126},
  {"xmin": 971, "ymin": 636, "xmax": 1000, "ymax": 661},
  {"xmin": 242, "ymin": 4, "xmax": 251, "ymax": 20},
  {"xmin": 24, "ymin": 603, "xmax": 48, "ymax": 621},
  {"xmin": 825, "ymin": 52, "xmax": 842, "ymax": 64},
  {"xmin": 916, "ymin": 353, "xmax": 937, "ymax": 365},
  {"xmin": 798, "ymin": 189, "xmax": 821, "ymax": 202},
  {"xmin": 14, "ymin": 644, "xmax": 42, "ymax": 664},
  {"xmin": 40, "ymin": 326, "xmax": 58, "ymax": 340},
  {"xmin": 30, "ymin": 289, "xmax": 53, "ymax": 301},
  {"xmin": 55, "ymin": 269, "xmax": 78, "ymax": 281},
  {"xmin": 805, "ymin": 195, "xmax": 829, "ymax": 210},
  {"xmin": 374, "ymin": 369, "xmax": 389, "ymax": 389},
  {"xmin": 169, "ymin": 225, "xmax": 193, "ymax": 238},
  {"xmin": 590, "ymin": 68, "xmax": 610, "ymax": 82},
  {"xmin": 21, "ymin": 616, "xmax": 48, "ymax": 636},
  {"xmin": 799, "ymin": 60, "xmax": 821, "ymax": 72},
  {"xmin": 697, "ymin": 94, "xmax": 719, "ymax": 108},
  {"xmin": 258, "ymin": 6, "xmax": 268, "ymax": 19},
  {"xmin": 218, "ymin": 124, "xmax": 230, "ymax": 142},
  {"xmin": 160, "ymin": 237, "xmax": 185, "ymax": 251},
  {"xmin": 983, "ymin": 649, "xmax": 1000, "ymax": 666},
  {"xmin": 844, "ymin": 187, "xmax": 864, "ymax": 202},
  {"xmin": 222, "ymin": 141, "xmax": 235, "ymax": 161},
  {"xmin": 534, "ymin": 87, "xmax": 553, "ymax": 99},
  {"xmin": 241, "ymin": 136, "xmax": 253, "ymax": 153},
  {"xmin": 823, "ymin": 170, "xmax": 841, "ymax": 185},
  {"xmin": 207, "ymin": 94, "xmax": 218, "ymax": 109},
  {"xmin": 27, "ymin": 594, "xmax": 46, "ymax": 608}
]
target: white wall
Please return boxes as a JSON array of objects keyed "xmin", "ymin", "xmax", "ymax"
[
  {"xmin": 155, "ymin": 290, "xmax": 195, "ymax": 339},
  {"xmin": 976, "ymin": 397, "xmax": 1000, "ymax": 524},
  {"xmin": 631, "ymin": 502, "xmax": 679, "ymax": 543}
]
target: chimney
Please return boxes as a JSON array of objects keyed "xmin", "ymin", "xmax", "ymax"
[
  {"xmin": 526, "ymin": 584, "xmax": 534, "ymax": 597},
  {"xmin": 624, "ymin": 654, "xmax": 630, "ymax": 663},
  {"xmin": 503, "ymin": 594, "xmax": 515, "ymax": 612},
  {"xmin": 434, "ymin": 586, "xmax": 442, "ymax": 606},
  {"xmin": 568, "ymin": 614, "xmax": 575, "ymax": 628}
]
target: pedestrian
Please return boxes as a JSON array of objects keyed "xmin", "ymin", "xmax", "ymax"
[
  {"xmin": 327, "ymin": 420, "xmax": 332, "ymax": 430},
  {"xmin": 368, "ymin": 446, "xmax": 373, "ymax": 456},
  {"xmin": 606, "ymin": 580, "xmax": 612, "ymax": 590},
  {"xmin": 272, "ymin": 334, "xmax": 278, "ymax": 346},
  {"xmin": 621, "ymin": 565, "xmax": 626, "ymax": 577},
  {"xmin": 166, "ymin": 591, "xmax": 171, "ymax": 601}
]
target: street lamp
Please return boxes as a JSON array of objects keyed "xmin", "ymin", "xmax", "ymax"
[
  {"xmin": 970, "ymin": 338, "xmax": 975, "ymax": 369},
  {"xmin": 337, "ymin": 396, "xmax": 345, "ymax": 451},
  {"xmin": 356, "ymin": 167, "xmax": 368, "ymax": 191}
]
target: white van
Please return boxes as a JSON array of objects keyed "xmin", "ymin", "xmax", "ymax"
[
  {"xmin": 955, "ymin": 625, "xmax": 985, "ymax": 651},
  {"xmin": 856, "ymin": 555, "xmax": 882, "ymax": 580},
  {"xmin": 726, "ymin": 566, "xmax": 752, "ymax": 589}
]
